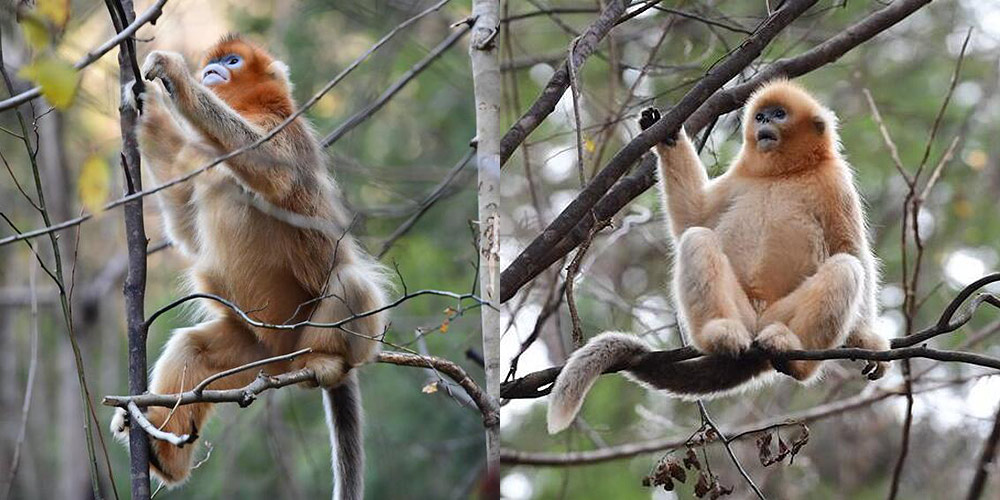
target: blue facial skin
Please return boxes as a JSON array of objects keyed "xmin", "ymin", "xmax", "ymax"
[
  {"xmin": 202, "ymin": 54, "xmax": 243, "ymax": 86},
  {"xmin": 754, "ymin": 105, "xmax": 788, "ymax": 151}
]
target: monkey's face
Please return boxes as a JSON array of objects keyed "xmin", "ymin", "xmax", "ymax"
[
  {"xmin": 751, "ymin": 104, "xmax": 788, "ymax": 153},
  {"xmin": 201, "ymin": 52, "xmax": 244, "ymax": 87}
]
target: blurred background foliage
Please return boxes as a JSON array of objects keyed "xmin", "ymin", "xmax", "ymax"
[
  {"xmin": 500, "ymin": 1, "xmax": 1000, "ymax": 499},
  {"xmin": 0, "ymin": 0, "xmax": 488, "ymax": 498}
]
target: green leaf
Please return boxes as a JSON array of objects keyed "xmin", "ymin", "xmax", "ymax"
[{"xmin": 18, "ymin": 57, "xmax": 79, "ymax": 109}]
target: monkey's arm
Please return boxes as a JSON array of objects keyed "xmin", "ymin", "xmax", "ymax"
[
  {"xmin": 639, "ymin": 109, "xmax": 723, "ymax": 238},
  {"xmin": 132, "ymin": 82, "xmax": 201, "ymax": 256},
  {"xmin": 822, "ymin": 173, "xmax": 889, "ymax": 378},
  {"xmin": 141, "ymin": 51, "xmax": 305, "ymax": 203}
]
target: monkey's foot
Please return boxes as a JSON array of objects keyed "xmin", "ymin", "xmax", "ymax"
[
  {"xmin": 294, "ymin": 353, "xmax": 349, "ymax": 388},
  {"xmin": 847, "ymin": 331, "xmax": 890, "ymax": 381},
  {"xmin": 109, "ymin": 405, "xmax": 199, "ymax": 485},
  {"xmin": 698, "ymin": 319, "xmax": 752, "ymax": 357},
  {"xmin": 754, "ymin": 322, "xmax": 817, "ymax": 381}
]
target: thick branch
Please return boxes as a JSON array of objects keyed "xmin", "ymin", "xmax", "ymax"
[{"xmin": 499, "ymin": 0, "xmax": 628, "ymax": 166}]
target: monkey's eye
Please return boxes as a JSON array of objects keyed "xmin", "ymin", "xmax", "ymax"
[
  {"xmin": 774, "ymin": 108, "xmax": 786, "ymax": 119},
  {"xmin": 226, "ymin": 55, "xmax": 242, "ymax": 66},
  {"xmin": 755, "ymin": 113, "xmax": 765, "ymax": 122}
]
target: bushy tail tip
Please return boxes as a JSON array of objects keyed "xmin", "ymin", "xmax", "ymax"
[{"xmin": 546, "ymin": 332, "xmax": 650, "ymax": 434}]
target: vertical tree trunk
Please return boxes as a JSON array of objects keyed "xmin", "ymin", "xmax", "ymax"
[
  {"xmin": 114, "ymin": 1, "xmax": 151, "ymax": 498},
  {"xmin": 468, "ymin": 0, "xmax": 501, "ymax": 474}
]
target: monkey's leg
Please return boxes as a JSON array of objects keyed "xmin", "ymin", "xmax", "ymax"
[
  {"xmin": 112, "ymin": 317, "xmax": 266, "ymax": 484},
  {"xmin": 757, "ymin": 253, "xmax": 865, "ymax": 381},
  {"xmin": 675, "ymin": 227, "xmax": 756, "ymax": 356},
  {"xmin": 291, "ymin": 265, "xmax": 386, "ymax": 388}
]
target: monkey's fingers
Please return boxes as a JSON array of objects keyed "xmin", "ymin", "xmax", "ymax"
[{"xmin": 639, "ymin": 107, "xmax": 661, "ymax": 131}]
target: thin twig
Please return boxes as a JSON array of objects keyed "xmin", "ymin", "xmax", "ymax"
[
  {"xmin": 127, "ymin": 402, "xmax": 194, "ymax": 447},
  {"xmin": 321, "ymin": 21, "xmax": 472, "ymax": 147}
]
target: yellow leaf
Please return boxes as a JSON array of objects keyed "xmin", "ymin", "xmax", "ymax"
[
  {"xmin": 584, "ymin": 138, "xmax": 596, "ymax": 153},
  {"xmin": 439, "ymin": 319, "xmax": 450, "ymax": 333},
  {"xmin": 953, "ymin": 199, "xmax": 973, "ymax": 219},
  {"xmin": 421, "ymin": 381, "xmax": 438, "ymax": 394},
  {"xmin": 965, "ymin": 150, "xmax": 988, "ymax": 171},
  {"xmin": 442, "ymin": 306, "xmax": 457, "ymax": 315},
  {"xmin": 37, "ymin": 0, "xmax": 70, "ymax": 28},
  {"xmin": 78, "ymin": 155, "xmax": 110, "ymax": 215},
  {"xmin": 18, "ymin": 57, "xmax": 79, "ymax": 109},
  {"xmin": 19, "ymin": 15, "xmax": 50, "ymax": 50}
]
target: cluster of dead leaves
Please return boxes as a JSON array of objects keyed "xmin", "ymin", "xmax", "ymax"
[
  {"xmin": 642, "ymin": 448, "xmax": 733, "ymax": 499},
  {"xmin": 756, "ymin": 423, "xmax": 810, "ymax": 467}
]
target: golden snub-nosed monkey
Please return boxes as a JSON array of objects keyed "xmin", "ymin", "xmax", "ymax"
[
  {"xmin": 110, "ymin": 35, "xmax": 387, "ymax": 500},
  {"xmin": 547, "ymin": 80, "xmax": 889, "ymax": 434}
]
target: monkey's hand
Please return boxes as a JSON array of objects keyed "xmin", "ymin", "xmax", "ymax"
[
  {"xmin": 638, "ymin": 107, "xmax": 677, "ymax": 146},
  {"xmin": 142, "ymin": 50, "xmax": 190, "ymax": 98}
]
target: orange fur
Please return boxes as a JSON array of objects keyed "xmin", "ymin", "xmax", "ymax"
[
  {"xmin": 655, "ymin": 79, "xmax": 888, "ymax": 381},
  {"xmin": 110, "ymin": 37, "xmax": 387, "ymax": 493}
]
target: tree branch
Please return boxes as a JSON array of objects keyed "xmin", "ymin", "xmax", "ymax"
[
  {"xmin": 499, "ymin": 0, "xmax": 628, "ymax": 166},
  {"xmin": 501, "ymin": 275, "xmax": 1000, "ymax": 400},
  {"xmin": 500, "ymin": 374, "xmax": 989, "ymax": 466},
  {"xmin": 103, "ymin": 351, "xmax": 498, "ymax": 427}
]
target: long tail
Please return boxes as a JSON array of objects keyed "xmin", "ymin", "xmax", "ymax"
[
  {"xmin": 546, "ymin": 332, "xmax": 771, "ymax": 434},
  {"xmin": 324, "ymin": 371, "xmax": 364, "ymax": 500}
]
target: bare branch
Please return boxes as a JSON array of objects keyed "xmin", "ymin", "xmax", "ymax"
[
  {"xmin": 499, "ymin": 0, "xmax": 628, "ymax": 166},
  {"xmin": 966, "ymin": 401, "xmax": 1000, "ymax": 500},
  {"xmin": 501, "ymin": 375, "xmax": 992, "ymax": 466},
  {"xmin": 103, "ymin": 352, "xmax": 498, "ymax": 427},
  {"xmin": 502, "ymin": 274, "xmax": 1000, "ymax": 400},
  {"xmin": 320, "ymin": 20, "xmax": 472, "ymax": 147}
]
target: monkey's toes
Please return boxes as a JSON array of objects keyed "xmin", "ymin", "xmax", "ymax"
[
  {"xmin": 754, "ymin": 323, "xmax": 811, "ymax": 379},
  {"xmin": 699, "ymin": 319, "xmax": 752, "ymax": 357},
  {"xmin": 862, "ymin": 360, "xmax": 888, "ymax": 381},
  {"xmin": 639, "ymin": 107, "xmax": 661, "ymax": 131},
  {"xmin": 297, "ymin": 354, "xmax": 349, "ymax": 388},
  {"xmin": 110, "ymin": 407, "xmax": 130, "ymax": 440}
]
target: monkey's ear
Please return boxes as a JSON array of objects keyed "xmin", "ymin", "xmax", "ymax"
[
  {"xmin": 812, "ymin": 116, "xmax": 826, "ymax": 135},
  {"xmin": 268, "ymin": 60, "xmax": 294, "ymax": 92}
]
